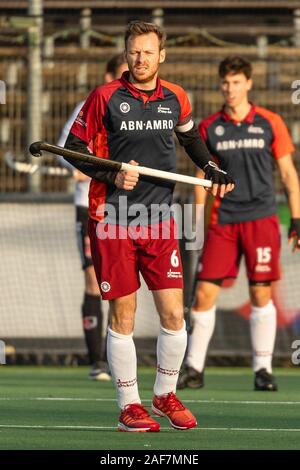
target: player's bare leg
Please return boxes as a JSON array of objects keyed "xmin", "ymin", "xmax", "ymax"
[{"xmin": 85, "ymin": 265, "xmax": 99, "ymax": 296}]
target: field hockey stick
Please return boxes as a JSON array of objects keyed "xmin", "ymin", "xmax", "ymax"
[{"xmin": 29, "ymin": 141, "xmax": 213, "ymax": 188}]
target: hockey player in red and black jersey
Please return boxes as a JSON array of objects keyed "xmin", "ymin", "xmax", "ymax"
[
  {"xmin": 178, "ymin": 56, "xmax": 300, "ymax": 392},
  {"xmin": 63, "ymin": 21, "xmax": 234, "ymax": 432}
]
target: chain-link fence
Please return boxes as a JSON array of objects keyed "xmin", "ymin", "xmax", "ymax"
[
  {"xmin": 1, "ymin": 6, "xmax": 299, "ymax": 363},
  {"xmin": 1, "ymin": 46, "xmax": 299, "ymax": 195}
]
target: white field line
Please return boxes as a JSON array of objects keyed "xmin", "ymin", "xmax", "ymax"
[
  {"xmin": 0, "ymin": 397, "xmax": 299, "ymax": 405},
  {"xmin": 0, "ymin": 424, "xmax": 300, "ymax": 432}
]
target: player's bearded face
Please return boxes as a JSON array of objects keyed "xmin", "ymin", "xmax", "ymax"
[{"xmin": 126, "ymin": 33, "xmax": 165, "ymax": 85}]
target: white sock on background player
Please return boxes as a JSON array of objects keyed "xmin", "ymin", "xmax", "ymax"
[
  {"xmin": 186, "ymin": 306, "xmax": 216, "ymax": 373},
  {"xmin": 107, "ymin": 327, "xmax": 141, "ymax": 409},
  {"xmin": 154, "ymin": 322, "xmax": 187, "ymax": 396},
  {"xmin": 250, "ymin": 300, "xmax": 277, "ymax": 374}
]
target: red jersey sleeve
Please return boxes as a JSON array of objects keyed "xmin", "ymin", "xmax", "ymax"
[
  {"xmin": 198, "ymin": 114, "xmax": 221, "ymax": 166},
  {"xmin": 160, "ymin": 80, "xmax": 193, "ymax": 131},
  {"xmin": 256, "ymin": 107, "xmax": 295, "ymax": 159},
  {"xmin": 270, "ymin": 113, "xmax": 295, "ymax": 159},
  {"xmin": 176, "ymin": 87, "xmax": 192, "ymax": 125},
  {"xmin": 70, "ymin": 87, "xmax": 103, "ymax": 146},
  {"xmin": 198, "ymin": 111, "xmax": 222, "ymax": 143}
]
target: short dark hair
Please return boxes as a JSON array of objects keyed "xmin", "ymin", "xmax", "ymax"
[
  {"xmin": 105, "ymin": 53, "xmax": 126, "ymax": 77},
  {"xmin": 124, "ymin": 20, "xmax": 166, "ymax": 51},
  {"xmin": 219, "ymin": 56, "xmax": 252, "ymax": 80}
]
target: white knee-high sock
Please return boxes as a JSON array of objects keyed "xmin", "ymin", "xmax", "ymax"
[
  {"xmin": 186, "ymin": 306, "xmax": 216, "ymax": 373},
  {"xmin": 107, "ymin": 327, "xmax": 141, "ymax": 409},
  {"xmin": 154, "ymin": 322, "xmax": 187, "ymax": 396},
  {"xmin": 250, "ymin": 300, "xmax": 277, "ymax": 374}
]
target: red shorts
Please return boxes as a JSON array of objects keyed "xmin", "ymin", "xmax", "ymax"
[
  {"xmin": 88, "ymin": 218, "xmax": 183, "ymax": 300},
  {"xmin": 197, "ymin": 215, "xmax": 281, "ymax": 283}
]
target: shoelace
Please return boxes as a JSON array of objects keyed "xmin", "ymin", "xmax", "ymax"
[
  {"xmin": 123, "ymin": 404, "xmax": 150, "ymax": 418},
  {"xmin": 160, "ymin": 392, "xmax": 185, "ymax": 411}
]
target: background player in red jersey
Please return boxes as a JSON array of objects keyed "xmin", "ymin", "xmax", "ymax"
[
  {"xmin": 178, "ymin": 56, "xmax": 300, "ymax": 392},
  {"xmin": 58, "ymin": 54, "xmax": 128, "ymax": 381},
  {"xmin": 63, "ymin": 21, "xmax": 234, "ymax": 432}
]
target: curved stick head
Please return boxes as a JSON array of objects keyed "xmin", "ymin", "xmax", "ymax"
[{"xmin": 29, "ymin": 141, "xmax": 43, "ymax": 157}]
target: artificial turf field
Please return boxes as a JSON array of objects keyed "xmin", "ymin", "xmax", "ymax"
[{"xmin": 0, "ymin": 366, "xmax": 299, "ymax": 450}]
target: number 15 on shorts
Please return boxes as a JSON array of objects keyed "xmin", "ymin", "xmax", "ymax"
[{"xmin": 256, "ymin": 247, "xmax": 272, "ymax": 263}]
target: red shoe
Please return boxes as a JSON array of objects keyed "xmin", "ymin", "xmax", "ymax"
[
  {"xmin": 152, "ymin": 392, "xmax": 197, "ymax": 430},
  {"xmin": 118, "ymin": 403, "xmax": 160, "ymax": 432}
]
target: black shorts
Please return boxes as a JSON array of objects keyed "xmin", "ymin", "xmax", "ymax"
[{"xmin": 76, "ymin": 206, "xmax": 93, "ymax": 270}]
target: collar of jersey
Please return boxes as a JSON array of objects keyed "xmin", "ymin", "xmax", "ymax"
[
  {"xmin": 120, "ymin": 71, "xmax": 164, "ymax": 102},
  {"xmin": 221, "ymin": 103, "xmax": 256, "ymax": 124}
]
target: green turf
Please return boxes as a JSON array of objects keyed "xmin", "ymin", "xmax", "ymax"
[
  {"xmin": 278, "ymin": 203, "xmax": 289, "ymax": 227},
  {"xmin": 0, "ymin": 366, "xmax": 299, "ymax": 450}
]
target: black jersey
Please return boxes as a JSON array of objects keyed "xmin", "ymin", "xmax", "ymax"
[
  {"xmin": 199, "ymin": 105, "xmax": 295, "ymax": 224},
  {"xmin": 70, "ymin": 72, "xmax": 194, "ymax": 224}
]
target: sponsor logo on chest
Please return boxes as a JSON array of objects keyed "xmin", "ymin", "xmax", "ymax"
[
  {"xmin": 157, "ymin": 104, "xmax": 172, "ymax": 114},
  {"xmin": 75, "ymin": 110, "xmax": 87, "ymax": 128},
  {"xmin": 120, "ymin": 102, "xmax": 131, "ymax": 113},
  {"xmin": 215, "ymin": 125, "xmax": 225, "ymax": 136},
  {"xmin": 120, "ymin": 119, "xmax": 174, "ymax": 131},
  {"xmin": 248, "ymin": 125, "xmax": 264, "ymax": 134},
  {"xmin": 216, "ymin": 138, "xmax": 265, "ymax": 151}
]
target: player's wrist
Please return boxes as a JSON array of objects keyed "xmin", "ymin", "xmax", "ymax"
[
  {"xmin": 289, "ymin": 218, "xmax": 300, "ymax": 236},
  {"xmin": 203, "ymin": 160, "xmax": 219, "ymax": 171},
  {"xmin": 203, "ymin": 160, "xmax": 234, "ymax": 186},
  {"xmin": 94, "ymin": 170, "xmax": 117, "ymax": 186},
  {"xmin": 203, "ymin": 160, "xmax": 227, "ymax": 174}
]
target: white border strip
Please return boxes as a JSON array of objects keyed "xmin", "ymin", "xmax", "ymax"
[
  {"xmin": 0, "ymin": 397, "xmax": 299, "ymax": 405},
  {"xmin": 0, "ymin": 424, "xmax": 299, "ymax": 432}
]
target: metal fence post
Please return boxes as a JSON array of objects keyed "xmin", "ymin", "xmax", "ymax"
[
  {"xmin": 27, "ymin": 0, "xmax": 43, "ymax": 193},
  {"xmin": 77, "ymin": 9, "xmax": 91, "ymax": 90},
  {"xmin": 0, "ymin": 340, "xmax": 6, "ymax": 365},
  {"xmin": 294, "ymin": 9, "xmax": 300, "ymax": 48}
]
